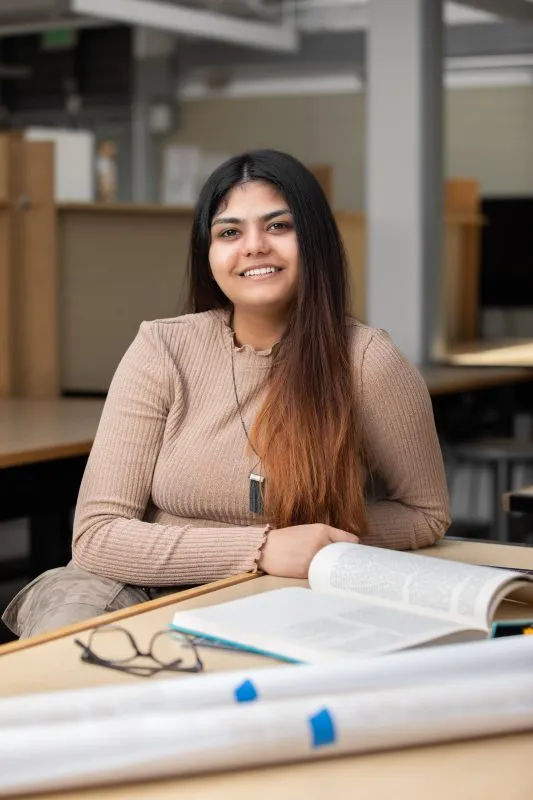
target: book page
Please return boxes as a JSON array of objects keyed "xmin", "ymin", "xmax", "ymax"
[
  {"xmin": 171, "ymin": 587, "xmax": 479, "ymax": 663},
  {"xmin": 309, "ymin": 542, "xmax": 527, "ymax": 628}
]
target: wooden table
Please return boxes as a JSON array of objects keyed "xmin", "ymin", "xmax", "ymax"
[
  {"xmin": 1, "ymin": 539, "xmax": 533, "ymax": 799},
  {"xmin": 0, "ymin": 398, "xmax": 105, "ymax": 579},
  {"xmin": 444, "ymin": 339, "xmax": 533, "ymax": 368},
  {"xmin": 0, "ymin": 398, "xmax": 105, "ymax": 468},
  {"xmin": 421, "ymin": 364, "xmax": 533, "ymax": 395}
]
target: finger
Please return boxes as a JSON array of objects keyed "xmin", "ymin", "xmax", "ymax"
[{"xmin": 328, "ymin": 528, "xmax": 359, "ymax": 544}]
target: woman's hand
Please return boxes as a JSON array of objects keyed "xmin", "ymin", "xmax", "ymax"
[{"xmin": 258, "ymin": 523, "xmax": 359, "ymax": 579}]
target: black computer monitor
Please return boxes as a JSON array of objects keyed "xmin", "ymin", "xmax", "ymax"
[{"xmin": 480, "ymin": 197, "xmax": 533, "ymax": 309}]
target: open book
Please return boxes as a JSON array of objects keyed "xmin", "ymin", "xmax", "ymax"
[{"xmin": 170, "ymin": 542, "xmax": 533, "ymax": 663}]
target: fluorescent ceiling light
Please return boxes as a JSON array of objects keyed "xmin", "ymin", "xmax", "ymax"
[
  {"xmin": 445, "ymin": 68, "xmax": 533, "ymax": 87},
  {"xmin": 180, "ymin": 61, "xmax": 533, "ymax": 100},
  {"xmin": 448, "ymin": 54, "xmax": 533, "ymax": 70},
  {"xmin": 181, "ymin": 71, "xmax": 364, "ymax": 99},
  {"xmin": 70, "ymin": 0, "xmax": 299, "ymax": 52}
]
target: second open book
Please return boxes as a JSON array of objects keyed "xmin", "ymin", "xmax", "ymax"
[{"xmin": 171, "ymin": 542, "xmax": 533, "ymax": 663}]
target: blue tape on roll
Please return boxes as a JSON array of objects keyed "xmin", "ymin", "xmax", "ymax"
[
  {"xmin": 309, "ymin": 708, "xmax": 336, "ymax": 748},
  {"xmin": 234, "ymin": 679, "xmax": 259, "ymax": 703}
]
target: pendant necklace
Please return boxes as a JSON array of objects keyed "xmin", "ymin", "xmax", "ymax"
[{"xmin": 230, "ymin": 333, "xmax": 266, "ymax": 516}]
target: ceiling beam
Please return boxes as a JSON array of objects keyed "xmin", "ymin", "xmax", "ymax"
[
  {"xmin": 69, "ymin": 0, "xmax": 299, "ymax": 52},
  {"xmin": 453, "ymin": 0, "xmax": 533, "ymax": 22},
  {"xmin": 178, "ymin": 31, "xmax": 366, "ymax": 71},
  {"xmin": 176, "ymin": 22, "xmax": 533, "ymax": 73}
]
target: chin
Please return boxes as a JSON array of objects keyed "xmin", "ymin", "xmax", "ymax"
[{"xmin": 236, "ymin": 293, "xmax": 293, "ymax": 310}]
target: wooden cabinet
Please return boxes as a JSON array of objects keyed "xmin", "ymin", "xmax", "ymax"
[
  {"xmin": 444, "ymin": 179, "xmax": 483, "ymax": 344},
  {"xmin": 0, "ymin": 133, "xmax": 58, "ymax": 398}
]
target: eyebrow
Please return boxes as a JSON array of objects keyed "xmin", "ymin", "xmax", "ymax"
[{"xmin": 211, "ymin": 208, "xmax": 291, "ymax": 226}]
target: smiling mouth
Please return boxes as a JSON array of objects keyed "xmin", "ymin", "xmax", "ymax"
[{"xmin": 239, "ymin": 266, "xmax": 283, "ymax": 278}]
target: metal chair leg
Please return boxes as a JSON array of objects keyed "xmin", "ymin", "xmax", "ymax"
[
  {"xmin": 469, "ymin": 465, "xmax": 482, "ymax": 520},
  {"xmin": 493, "ymin": 459, "xmax": 512, "ymax": 542}
]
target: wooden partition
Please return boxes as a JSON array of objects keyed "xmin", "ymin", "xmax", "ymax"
[
  {"xmin": 57, "ymin": 204, "xmax": 369, "ymax": 391},
  {"xmin": 58, "ymin": 204, "xmax": 193, "ymax": 391},
  {"xmin": 335, "ymin": 211, "xmax": 365, "ymax": 323},
  {"xmin": 444, "ymin": 179, "xmax": 482, "ymax": 343},
  {"xmin": 309, "ymin": 165, "xmax": 334, "ymax": 204},
  {"xmin": 0, "ymin": 133, "xmax": 58, "ymax": 398},
  {"xmin": 333, "ymin": 201, "xmax": 483, "ymax": 345},
  {"xmin": 443, "ymin": 214, "xmax": 484, "ymax": 344}
]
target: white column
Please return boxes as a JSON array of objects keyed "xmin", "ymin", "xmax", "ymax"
[{"xmin": 366, "ymin": 0, "xmax": 444, "ymax": 364}]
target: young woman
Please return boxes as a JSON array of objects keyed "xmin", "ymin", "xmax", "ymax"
[{"xmin": 3, "ymin": 149, "xmax": 450, "ymax": 638}]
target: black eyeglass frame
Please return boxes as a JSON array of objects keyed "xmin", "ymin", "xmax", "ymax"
[{"xmin": 74, "ymin": 624, "xmax": 204, "ymax": 678}]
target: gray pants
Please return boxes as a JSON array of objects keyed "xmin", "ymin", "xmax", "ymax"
[{"xmin": 1, "ymin": 562, "xmax": 172, "ymax": 639}]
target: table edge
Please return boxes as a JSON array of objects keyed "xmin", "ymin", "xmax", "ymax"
[
  {"xmin": 427, "ymin": 369, "xmax": 533, "ymax": 395},
  {"xmin": 0, "ymin": 572, "xmax": 259, "ymax": 656},
  {"xmin": 0, "ymin": 442, "xmax": 94, "ymax": 468}
]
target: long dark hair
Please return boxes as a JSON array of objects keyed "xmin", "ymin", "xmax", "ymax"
[{"xmin": 188, "ymin": 149, "xmax": 366, "ymax": 535}]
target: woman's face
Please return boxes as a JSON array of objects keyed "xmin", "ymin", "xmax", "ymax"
[{"xmin": 208, "ymin": 181, "xmax": 299, "ymax": 314}]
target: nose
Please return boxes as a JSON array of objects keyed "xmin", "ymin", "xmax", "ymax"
[{"xmin": 240, "ymin": 226, "xmax": 271, "ymax": 257}]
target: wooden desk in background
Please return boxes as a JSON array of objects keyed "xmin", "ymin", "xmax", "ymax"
[
  {"xmin": 445, "ymin": 339, "xmax": 533, "ymax": 368},
  {"xmin": 422, "ymin": 364, "xmax": 533, "ymax": 395},
  {"xmin": 0, "ymin": 398, "xmax": 105, "ymax": 579},
  {"xmin": 0, "ymin": 539, "xmax": 532, "ymax": 800}
]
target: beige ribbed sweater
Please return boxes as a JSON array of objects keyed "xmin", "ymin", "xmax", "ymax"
[{"xmin": 73, "ymin": 309, "xmax": 450, "ymax": 586}]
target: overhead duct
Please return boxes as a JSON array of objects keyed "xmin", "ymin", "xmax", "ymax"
[{"xmin": 69, "ymin": 0, "xmax": 299, "ymax": 52}]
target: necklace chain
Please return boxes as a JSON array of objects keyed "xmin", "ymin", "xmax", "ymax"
[
  {"xmin": 230, "ymin": 342, "xmax": 262, "ymax": 465},
  {"xmin": 228, "ymin": 311, "xmax": 266, "ymax": 515}
]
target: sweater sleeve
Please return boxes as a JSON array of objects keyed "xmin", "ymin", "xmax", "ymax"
[
  {"xmin": 359, "ymin": 329, "xmax": 451, "ymax": 550},
  {"xmin": 72, "ymin": 321, "xmax": 268, "ymax": 586}
]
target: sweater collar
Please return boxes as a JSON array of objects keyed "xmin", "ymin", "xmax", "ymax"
[{"xmin": 215, "ymin": 308, "xmax": 281, "ymax": 358}]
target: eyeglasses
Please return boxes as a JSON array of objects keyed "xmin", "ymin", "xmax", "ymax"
[{"xmin": 74, "ymin": 624, "xmax": 204, "ymax": 678}]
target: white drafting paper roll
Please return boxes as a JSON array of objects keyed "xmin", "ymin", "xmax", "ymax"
[
  {"xmin": 1, "ymin": 634, "xmax": 533, "ymax": 729},
  {"xmin": 1, "ymin": 670, "xmax": 533, "ymax": 796}
]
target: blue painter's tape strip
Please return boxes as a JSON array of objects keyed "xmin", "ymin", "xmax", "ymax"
[
  {"xmin": 309, "ymin": 708, "xmax": 336, "ymax": 748},
  {"xmin": 234, "ymin": 679, "xmax": 259, "ymax": 703}
]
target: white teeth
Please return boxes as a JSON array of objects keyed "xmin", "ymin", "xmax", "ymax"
[{"xmin": 242, "ymin": 267, "xmax": 280, "ymax": 277}]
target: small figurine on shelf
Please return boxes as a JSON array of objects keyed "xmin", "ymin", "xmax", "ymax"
[{"xmin": 95, "ymin": 140, "xmax": 118, "ymax": 203}]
